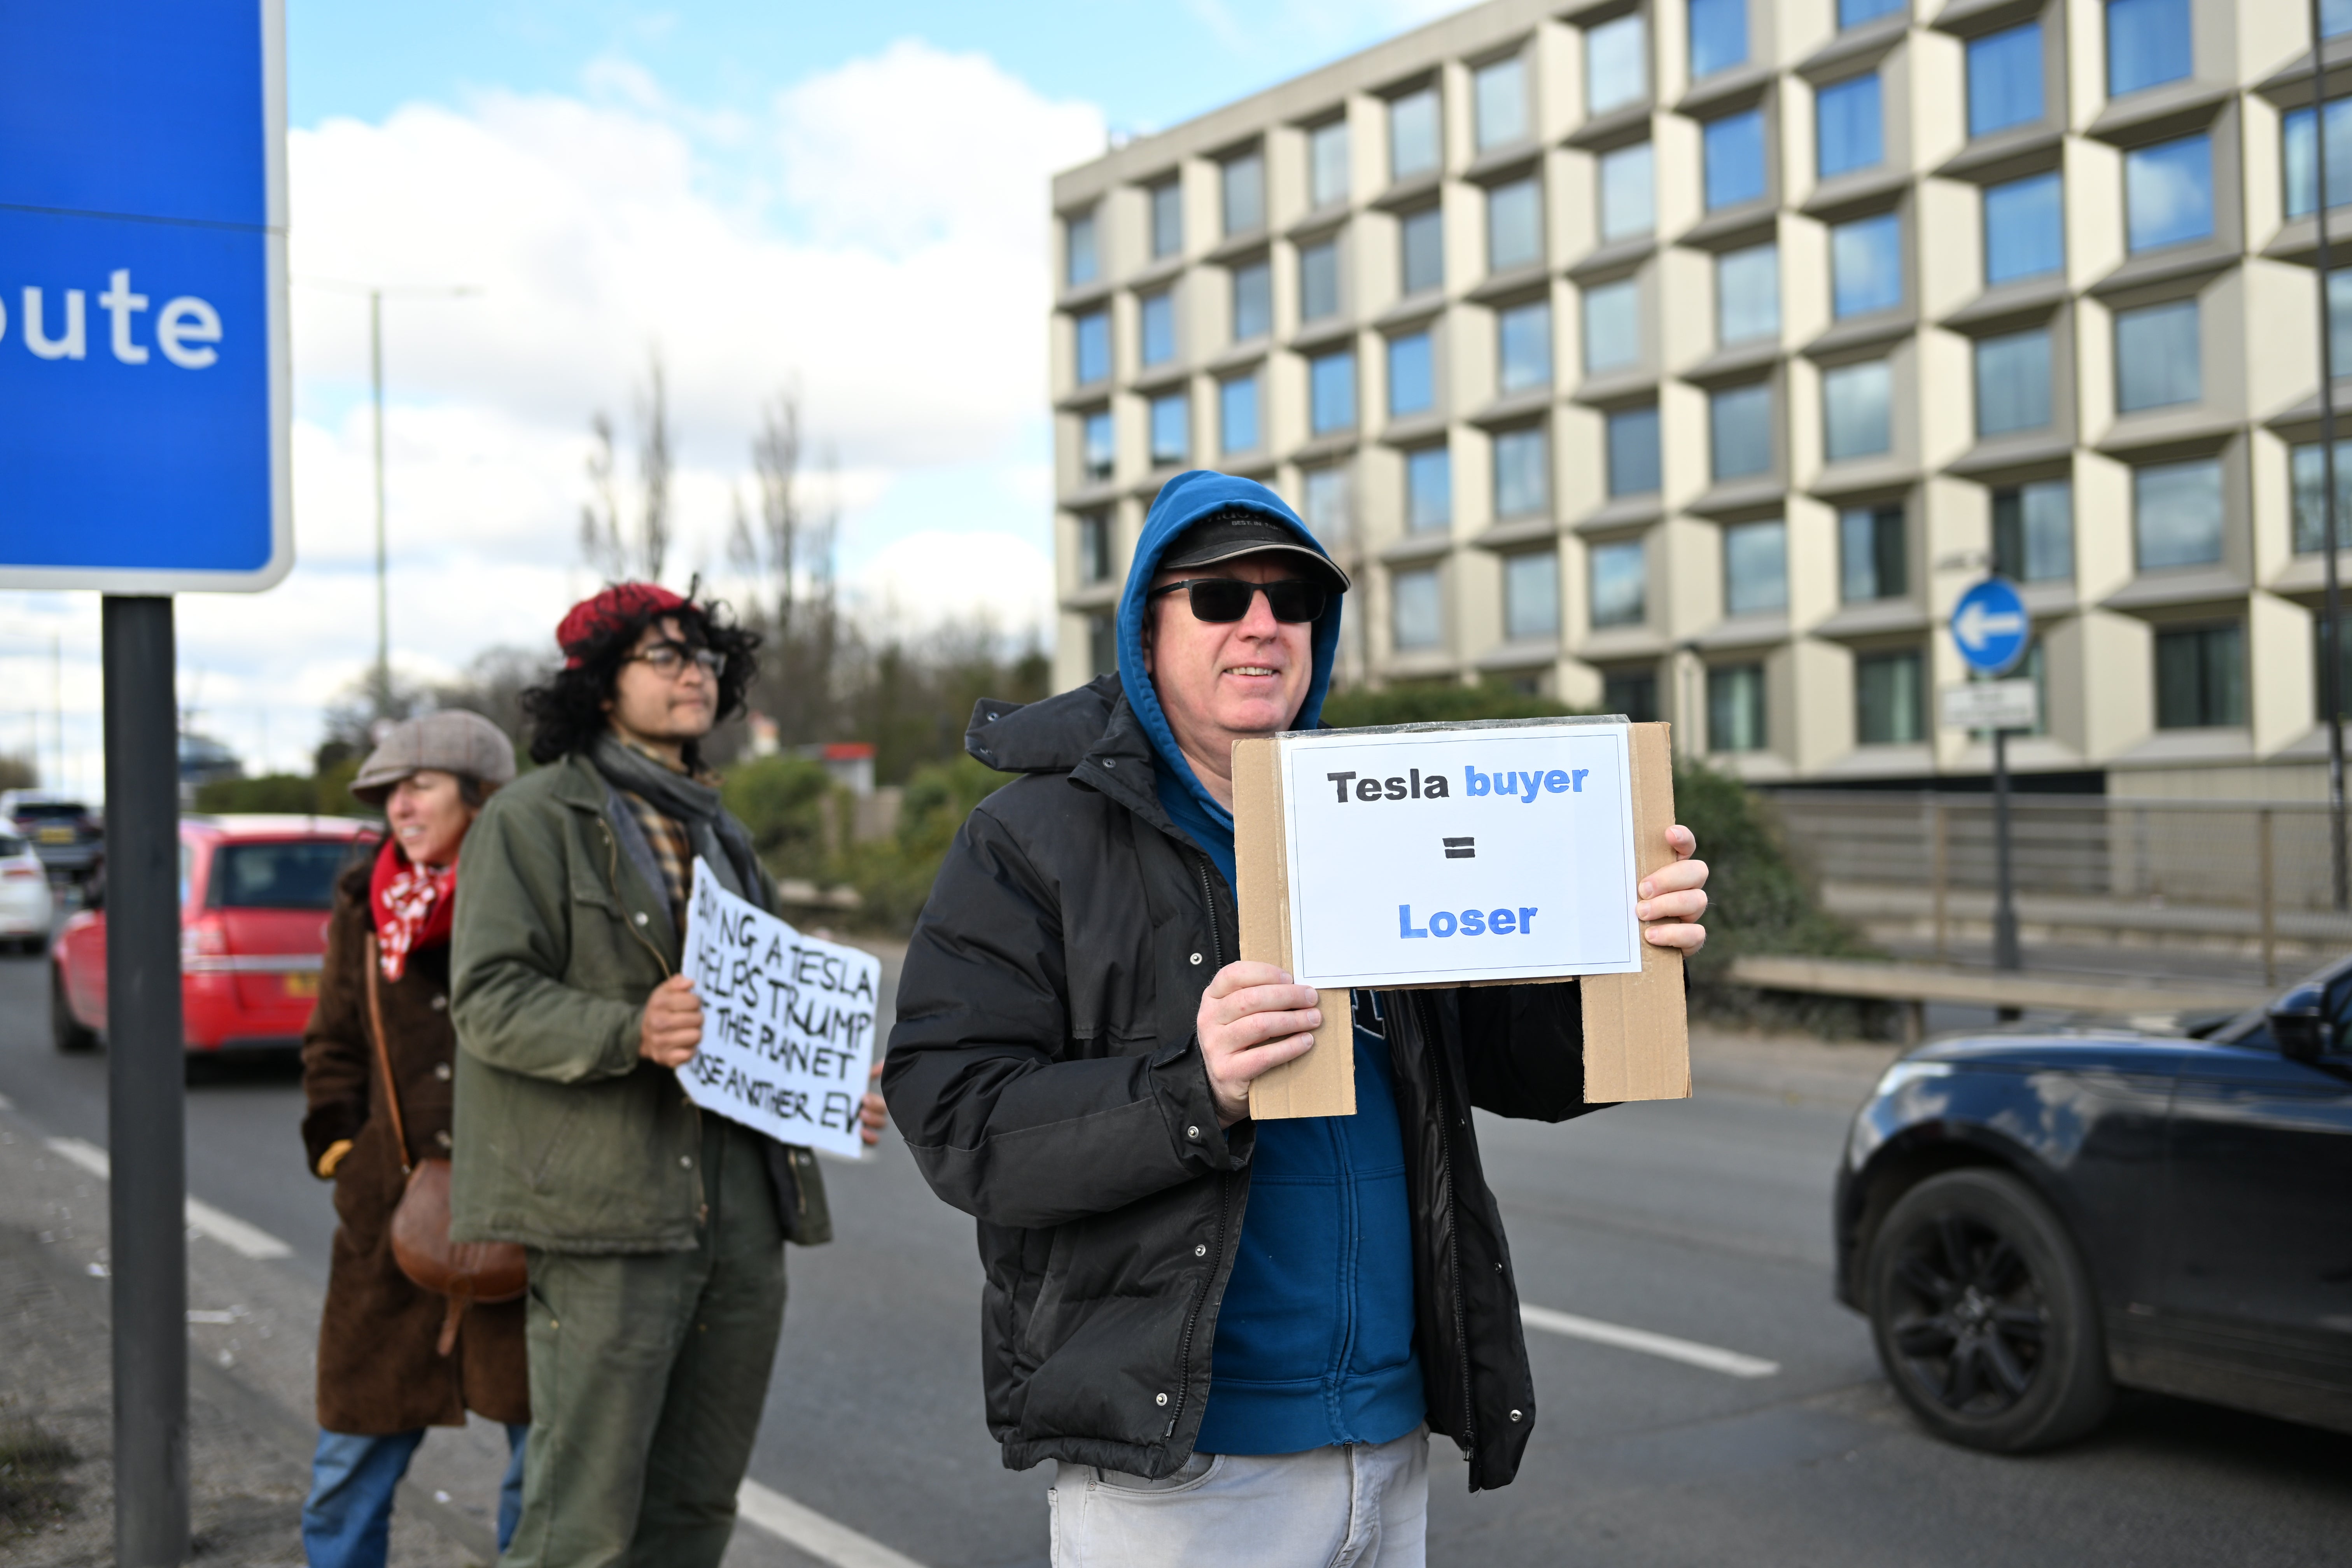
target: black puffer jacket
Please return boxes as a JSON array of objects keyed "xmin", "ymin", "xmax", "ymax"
[{"xmin": 882, "ymin": 675, "xmax": 1610, "ymax": 1491}]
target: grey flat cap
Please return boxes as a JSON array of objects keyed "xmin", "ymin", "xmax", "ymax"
[{"xmin": 351, "ymin": 710, "xmax": 518, "ymax": 805}]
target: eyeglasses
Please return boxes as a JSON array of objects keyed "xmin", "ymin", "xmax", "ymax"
[
  {"xmin": 1148, "ymin": 578, "xmax": 1328, "ymax": 624},
  {"xmin": 627, "ymin": 642, "xmax": 725, "ymax": 679}
]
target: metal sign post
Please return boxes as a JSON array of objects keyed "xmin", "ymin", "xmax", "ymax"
[
  {"xmin": 0, "ymin": 6, "xmax": 290, "ymax": 1563},
  {"xmin": 1949, "ymin": 578, "xmax": 2032, "ymax": 983}
]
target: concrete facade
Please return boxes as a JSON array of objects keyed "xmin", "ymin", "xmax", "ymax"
[{"xmin": 1048, "ymin": 0, "xmax": 2352, "ymax": 793}]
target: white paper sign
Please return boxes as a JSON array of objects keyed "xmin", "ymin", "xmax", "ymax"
[
  {"xmin": 677, "ymin": 857, "xmax": 881, "ymax": 1159},
  {"xmin": 1940, "ymin": 680, "xmax": 2039, "ymax": 733},
  {"xmin": 1279, "ymin": 720, "xmax": 1643, "ymax": 989}
]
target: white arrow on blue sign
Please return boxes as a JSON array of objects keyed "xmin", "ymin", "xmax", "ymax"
[
  {"xmin": 0, "ymin": 0, "xmax": 290, "ymax": 594},
  {"xmin": 1950, "ymin": 578, "xmax": 2029, "ymax": 676}
]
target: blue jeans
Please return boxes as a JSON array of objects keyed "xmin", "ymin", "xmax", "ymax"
[{"xmin": 303, "ymin": 1423, "xmax": 527, "ymax": 1567}]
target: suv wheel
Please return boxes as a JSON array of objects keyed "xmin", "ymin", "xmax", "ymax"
[
  {"xmin": 1865, "ymin": 1168, "xmax": 2111, "ymax": 1453},
  {"xmin": 50, "ymin": 964, "xmax": 97, "ymax": 1053}
]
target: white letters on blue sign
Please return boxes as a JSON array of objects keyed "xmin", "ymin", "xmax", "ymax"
[{"xmin": 2, "ymin": 271, "xmax": 218, "ymax": 368}]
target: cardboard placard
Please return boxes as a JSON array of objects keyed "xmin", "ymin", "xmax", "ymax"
[{"xmin": 1236, "ymin": 719, "xmax": 1690, "ymax": 1120}]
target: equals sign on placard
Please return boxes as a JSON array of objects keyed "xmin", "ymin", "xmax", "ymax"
[{"xmin": 1443, "ymin": 837, "xmax": 1476, "ymax": 859}]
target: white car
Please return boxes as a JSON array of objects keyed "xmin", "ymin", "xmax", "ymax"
[{"xmin": 0, "ymin": 829, "xmax": 56, "ymax": 954}]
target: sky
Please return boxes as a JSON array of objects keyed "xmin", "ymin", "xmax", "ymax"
[{"xmin": 0, "ymin": 0, "xmax": 1458, "ymax": 791}]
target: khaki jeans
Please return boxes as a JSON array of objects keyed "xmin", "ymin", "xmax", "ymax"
[{"xmin": 501, "ymin": 1118, "xmax": 787, "ymax": 1568}]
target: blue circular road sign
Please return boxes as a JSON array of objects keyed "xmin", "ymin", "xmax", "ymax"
[{"xmin": 1951, "ymin": 578, "xmax": 2029, "ymax": 675}]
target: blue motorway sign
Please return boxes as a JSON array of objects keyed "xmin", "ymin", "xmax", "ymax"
[
  {"xmin": 1950, "ymin": 577, "xmax": 2029, "ymax": 676},
  {"xmin": 0, "ymin": 1, "xmax": 289, "ymax": 593}
]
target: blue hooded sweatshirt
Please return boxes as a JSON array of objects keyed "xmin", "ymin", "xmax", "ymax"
[{"xmin": 1116, "ymin": 470, "xmax": 1426, "ymax": 1455}]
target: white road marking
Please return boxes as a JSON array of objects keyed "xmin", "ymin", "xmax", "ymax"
[
  {"xmin": 43, "ymin": 1137, "xmax": 295, "ymax": 1260},
  {"xmin": 735, "ymin": 1479, "xmax": 926, "ymax": 1568},
  {"xmin": 1521, "ymin": 1304, "xmax": 1780, "ymax": 1379}
]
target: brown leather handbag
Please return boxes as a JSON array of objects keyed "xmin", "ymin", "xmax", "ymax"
[{"xmin": 363, "ymin": 934, "xmax": 528, "ymax": 1355}]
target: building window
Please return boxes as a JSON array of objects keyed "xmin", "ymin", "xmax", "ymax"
[
  {"xmin": 1505, "ymin": 550, "xmax": 1560, "ymax": 639},
  {"xmin": 1608, "ymin": 405, "xmax": 1662, "ymax": 495},
  {"xmin": 1487, "ymin": 178, "xmax": 1543, "ymax": 272},
  {"xmin": 2126, "ymin": 135, "xmax": 2214, "ymax": 253},
  {"xmin": 1968, "ymin": 23, "xmax": 2044, "ymax": 139},
  {"xmin": 1475, "ymin": 55, "xmax": 1530, "ymax": 150},
  {"xmin": 2133, "ymin": 457, "xmax": 2223, "ymax": 569},
  {"xmin": 1392, "ymin": 566, "xmax": 1443, "ymax": 649},
  {"xmin": 1388, "ymin": 331, "xmax": 1435, "ymax": 417},
  {"xmin": 1087, "ymin": 611, "xmax": 1116, "ymax": 676},
  {"xmin": 2106, "ymin": 0, "xmax": 2191, "ymax": 100},
  {"xmin": 1309, "ymin": 119, "xmax": 1351, "ymax": 209},
  {"xmin": 1494, "ymin": 426, "xmax": 1551, "ymax": 518},
  {"xmin": 1975, "ymin": 327, "xmax": 2053, "ymax": 437},
  {"xmin": 2317, "ymin": 612, "xmax": 2352, "ymax": 720},
  {"xmin": 1710, "ymin": 382, "xmax": 1774, "ymax": 480},
  {"xmin": 1816, "ymin": 74, "xmax": 1883, "ymax": 180},
  {"xmin": 1140, "ymin": 291, "xmax": 1176, "ymax": 367},
  {"xmin": 1231, "ymin": 261, "xmax": 1271, "ymax": 342},
  {"xmin": 1689, "ymin": 0, "xmax": 1750, "ymax": 80},
  {"xmin": 1840, "ymin": 504, "xmax": 1906, "ymax": 601},
  {"xmin": 2114, "ymin": 298, "xmax": 2200, "ymax": 413},
  {"xmin": 1303, "ymin": 463, "xmax": 1353, "ymax": 546},
  {"xmin": 2155, "ymin": 623, "xmax": 2246, "ymax": 728},
  {"xmin": 1407, "ymin": 445, "xmax": 1452, "ymax": 532},
  {"xmin": 1708, "ymin": 664, "xmax": 1767, "ymax": 751},
  {"xmin": 1082, "ymin": 410, "xmax": 1115, "ymax": 483},
  {"xmin": 1222, "ymin": 149, "xmax": 1265, "ymax": 236},
  {"xmin": 1704, "ymin": 110, "xmax": 1768, "ymax": 210},
  {"xmin": 1832, "ymin": 212, "xmax": 1903, "ymax": 318},
  {"xmin": 1824, "ymin": 360, "xmax": 1894, "ymax": 462},
  {"xmin": 1299, "ymin": 240, "xmax": 1341, "ymax": 323},
  {"xmin": 1310, "ymin": 349, "xmax": 1358, "ymax": 433},
  {"xmin": 1150, "ymin": 179, "xmax": 1183, "ymax": 259},
  {"xmin": 1220, "ymin": 373, "xmax": 1261, "ymax": 454},
  {"xmin": 1390, "ymin": 87, "xmax": 1441, "ymax": 181},
  {"xmin": 1584, "ymin": 277, "xmax": 1640, "ymax": 373},
  {"xmin": 1077, "ymin": 511, "xmax": 1113, "ymax": 583},
  {"xmin": 1149, "ymin": 392, "xmax": 1190, "ymax": 467},
  {"xmin": 2285, "ymin": 99, "xmax": 2352, "ymax": 219},
  {"xmin": 1074, "ymin": 309, "xmax": 1111, "ymax": 385},
  {"xmin": 1716, "ymin": 243, "xmax": 1780, "ymax": 344},
  {"xmin": 1993, "ymin": 478, "xmax": 2074, "ymax": 581},
  {"xmin": 1984, "ymin": 172, "xmax": 2064, "ymax": 285},
  {"xmin": 2334, "ymin": 269, "xmax": 2352, "ymax": 378},
  {"xmin": 1724, "ymin": 518, "xmax": 1788, "ymax": 615},
  {"xmin": 1498, "ymin": 301, "xmax": 1552, "ymax": 393},
  {"xmin": 1855, "ymin": 649, "xmax": 1925, "ymax": 744},
  {"xmin": 1591, "ymin": 538, "xmax": 1647, "ymax": 627},
  {"xmin": 1588, "ymin": 12, "xmax": 1649, "ymax": 115},
  {"xmin": 1400, "ymin": 206, "xmax": 1445, "ymax": 295},
  {"xmin": 1600, "ymin": 142, "xmax": 1656, "ymax": 240},
  {"xmin": 1066, "ymin": 208, "xmax": 1099, "ymax": 287},
  {"xmin": 1605, "ymin": 669, "xmax": 1660, "ymax": 721},
  {"xmin": 1840, "ymin": 0, "xmax": 1904, "ymax": 26},
  {"xmin": 2330, "ymin": 0, "xmax": 2352, "ymax": 37},
  {"xmin": 2293, "ymin": 438, "xmax": 2352, "ymax": 553}
]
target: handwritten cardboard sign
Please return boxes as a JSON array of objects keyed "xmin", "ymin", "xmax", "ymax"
[{"xmin": 678, "ymin": 857, "xmax": 881, "ymax": 1159}]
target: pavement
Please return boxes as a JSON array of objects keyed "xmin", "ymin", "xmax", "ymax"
[{"xmin": 5, "ymin": 937, "xmax": 2352, "ymax": 1566}]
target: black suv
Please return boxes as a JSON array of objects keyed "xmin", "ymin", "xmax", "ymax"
[{"xmin": 0, "ymin": 792, "xmax": 102, "ymax": 883}]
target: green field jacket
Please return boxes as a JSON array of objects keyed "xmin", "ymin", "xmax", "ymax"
[{"xmin": 447, "ymin": 751, "xmax": 831, "ymax": 1253}]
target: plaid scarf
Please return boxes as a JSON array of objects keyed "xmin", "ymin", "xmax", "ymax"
[{"xmin": 616, "ymin": 784, "xmax": 695, "ymax": 929}]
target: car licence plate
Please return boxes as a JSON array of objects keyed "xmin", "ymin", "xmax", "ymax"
[
  {"xmin": 38, "ymin": 827, "xmax": 73, "ymax": 844},
  {"xmin": 283, "ymin": 972, "xmax": 320, "ymax": 999}
]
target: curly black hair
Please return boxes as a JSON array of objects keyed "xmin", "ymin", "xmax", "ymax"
[{"xmin": 519, "ymin": 584, "xmax": 762, "ymax": 768}]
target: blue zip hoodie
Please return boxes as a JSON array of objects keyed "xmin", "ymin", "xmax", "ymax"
[{"xmin": 1116, "ymin": 470, "xmax": 1426, "ymax": 1455}]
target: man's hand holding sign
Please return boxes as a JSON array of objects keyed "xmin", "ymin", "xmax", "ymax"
[{"xmin": 645, "ymin": 858, "xmax": 888, "ymax": 1155}]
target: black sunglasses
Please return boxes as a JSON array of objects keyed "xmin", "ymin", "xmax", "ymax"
[{"xmin": 1149, "ymin": 577, "xmax": 1328, "ymax": 624}]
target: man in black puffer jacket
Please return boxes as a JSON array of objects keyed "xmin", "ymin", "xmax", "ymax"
[{"xmin": 883, "ymin": 471, "xmax": 1708, "ymax": 1566}]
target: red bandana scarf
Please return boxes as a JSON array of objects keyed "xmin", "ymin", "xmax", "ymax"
[{"xmin": 370, "ymin": 834, "xmax": 457, "ymax": 982}]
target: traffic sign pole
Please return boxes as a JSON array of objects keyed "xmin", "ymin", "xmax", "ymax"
[
  {"xmin": 1950, "ymin": 579, "xmax": 2031, "ymax": 996},
  {"xmin": 1993, "ymin": 727, "xmax": 2021, "ymax": 983},
  {"xmin": 102, "ymin": 597, "xmax": 189, "ymax": 1567}
]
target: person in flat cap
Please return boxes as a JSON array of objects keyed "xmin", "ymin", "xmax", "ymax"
[
  {"xmin": 446, "ymin": 581, "xmax": 886, "ymax": 1567},
  {"xmin": 298, "ymin": 708, "xmax": 527, "ymax": 1568},
  {"xmin": 884, "ymin": 471, "xmax": 1710, "ymax": 1566}
]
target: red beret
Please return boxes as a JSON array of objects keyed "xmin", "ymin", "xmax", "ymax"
[{"xmin": 557, "ymin": 583, "xmax": 689, "ymax": 668}]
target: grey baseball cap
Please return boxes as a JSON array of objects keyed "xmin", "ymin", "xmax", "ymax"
[
  {"xmin": 1160, "ymin": 509, "xmax": 1351, "ymax": 592},
  {"xmin": 351, "ymin": 710, "xmax": 518, "ymax": 805}
]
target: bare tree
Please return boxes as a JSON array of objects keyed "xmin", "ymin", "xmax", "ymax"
[
  {"xmin": 729, "ymin": 390, "xmax": 841, "ymax": 747},
  {"xmin": 579, "ymin": 350, "xmax": 674, "ymax": 583}
]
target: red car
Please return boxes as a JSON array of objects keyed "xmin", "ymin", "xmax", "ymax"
[{"xmin": 51, "ymin": 815, "xmax": 378, "ymax": 1054}]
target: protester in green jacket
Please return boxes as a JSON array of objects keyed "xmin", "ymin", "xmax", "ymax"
[{"xmin": 450, "ymin": 582, "xmax": 886, "ymax": 1568}]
